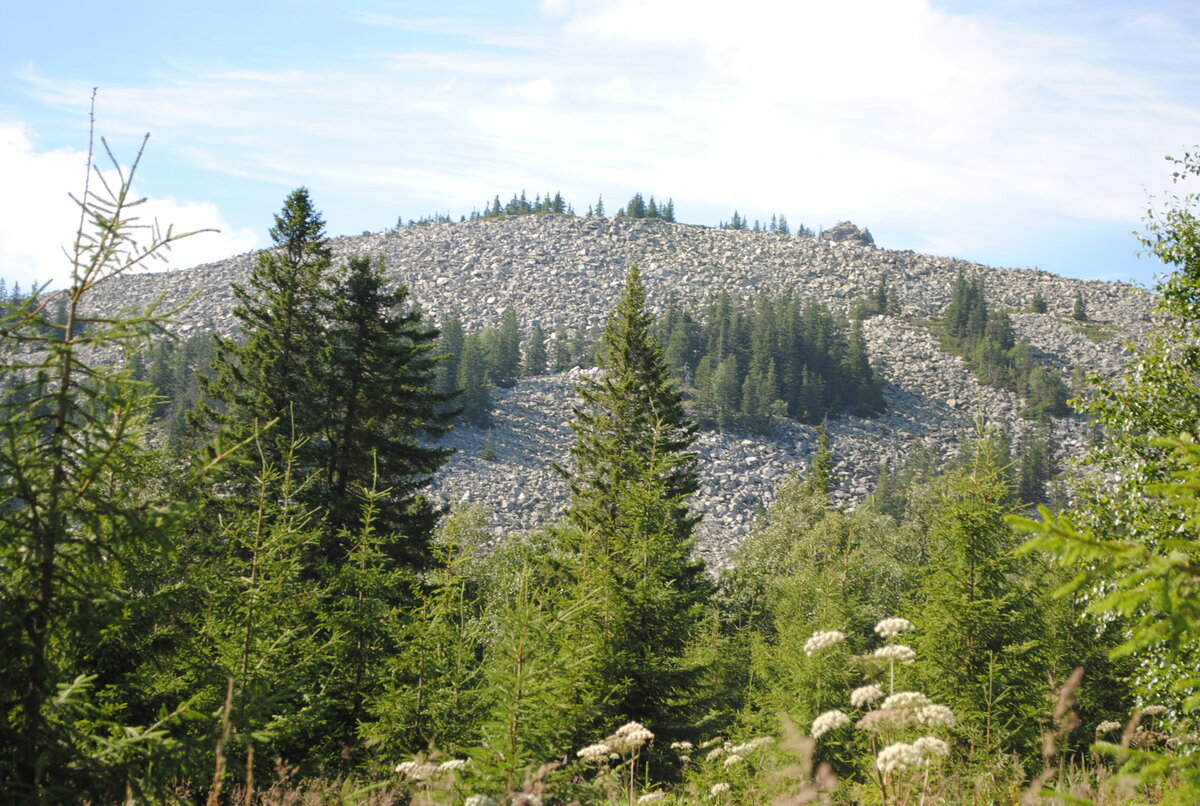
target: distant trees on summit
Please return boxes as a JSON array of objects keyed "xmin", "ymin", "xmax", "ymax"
[{"xmin": 396, "ymin": 191, "xmax": 821, "ymax": 238}]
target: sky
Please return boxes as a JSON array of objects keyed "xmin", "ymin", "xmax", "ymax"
[{"xmin": 2, "ymin": 0, "xmax": 1199, "ymax": 291}]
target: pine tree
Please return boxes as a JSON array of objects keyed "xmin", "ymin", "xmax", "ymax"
[{"xmin": 556, "ymin": 265, "xmax": 712, "ymax": 735}]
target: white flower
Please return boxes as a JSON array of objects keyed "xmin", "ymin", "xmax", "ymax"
[
  {"xmin": 699, "ymin": 736, "xmax": 723, "ymax": 749},
  {"xmin": 723, "ymin": 753, "xmax": 744, "ymax": 768},
  {"xmin": 874, "ymin": 617, "xmax": 914, "ymax": 639},
  {"xmin": 464, "ymin": 797, "xmax": 498, "ymax": 806},
  {"xmin": 850, "ymin": 684, "xmax": 884, "ymax": 708},
  {"xmin": 731, "ymin": 736, "xmax": 774, "ymax": 754},
  {"xmin": 607, "ymin": 721, "xmax": 654, "ymax": 754},
  {"xmin": 881, "ymin": 691, "xmax": 932, "ymax": 710},
  {"xmin": 913, "ymin": 736, "xmax": 950, "ymax": 758},
  {"xmin": 706, "ymin": 746, "xmax": 725, "ymax": 762},
  {"xmin": 710, "ymin": 782, "xmax": 731, "ymax": 796},
  {"xmin": 857, "ymin": 708, "xmax": 914, "ymax": 733},
  {"xmin": 670, "ymin": 740, "xmax": 694, "ymax": 750},
  {"xmin": 811, "ymin": 709, "xmax": 851, "ymax": 739},
  {"xmin": 876, "ymin": 742, "xmax": 924, "ymax": 775},
  {"xmin": 804, "ymin": 630, "xmax": 846, "ymax": 656},
  {"xmin": 871, "ymin": 644, "xmax": 917, "ymax": 664},
  {"xmin": 577, "ymin": 743, "xmax": 613, "ymax": 763},
  {"xmin": 915, "ymin": 704, "xmax": 955, "ymax": 727},
  {"xmin": 1142, "ymin": 705, "xmax": 1168, "ymax": 716},
  {"xmin": 637, "ymin": 793, "xmax": 666, "ymax": 803},
  {"xmin": 678, "ymin": 755, "xmax": 691, "ymax": 764},
  {"xmin": 395, "ymin": 761, "xmax": 437, "ymax": 780},
  {"xmin": 439, "ymin": 759, "xmax": 468, "ymax": 772},
  {"xmin": 1096, "ymin": 720, "xmax": 1122, "ymax": 734}
]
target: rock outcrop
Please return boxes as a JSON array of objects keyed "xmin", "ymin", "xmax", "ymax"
[{"xmin": 80, "ymin": 215, "xmax": 1157, "ymax": 564}]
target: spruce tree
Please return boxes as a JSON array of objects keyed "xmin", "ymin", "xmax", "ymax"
[
  {"xmin": 1072, "ymin": 289, "xmax": 1088, "ymax": 321},
  {"xmin": 490, "ymin": 305, "xmax": 521, "ymax": 388},
  {"xmin": 557, "ymin": 264, "xmax": 711, "ymax": 736},
  {"xmin": 311, "ymin": 254, "xmax": 454, "ymax": 558},
  {"xmin": 523, "ymin": 322, "xmax": 547, "ymax": 377},
  {"xmin": 200, "ymin": 187, "xmax": 330, "ymax": 472}
]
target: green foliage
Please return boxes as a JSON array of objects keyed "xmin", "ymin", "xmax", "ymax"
[
  {"xmin": 1072, "ymin": 289, "xmax": 1089, "ymax": 321},
  {"xmin": 310, "ymin": 254, "xmax": 453, "ymax": 554},
  {"xmin": 556, "ymin": 264, "xmax": 713, "ymax": 737},
  {"xmin": 456, "ymin": 331, "xmax": 491, "ymax": 426},
  {"xmin": 200, "ymin": 187, "xmax": 330, "ymax": 473},
  {"xmin": 523, "ymin": 321, "xmax": 548, "ymax": 377},
  {"xmin": 657, "ymin": 290, "xmax": 884, "ymax": 430},
  {"xmin": 908, "ymin": 433, "xmax": 1051, "ymax": 757},
  {"xmin": 0, "ymin": 127, "xmax": 213, "ymax": 801},
  {"xmin": 940, "ymin": 272, "xmax": 1071, "ymax": 419},
  {"xmin": 470, "ymin": 190, "xmax": 574, "ymax": 221},
  {"xmin": 1014, "ymin": 151, "xmax": 1200, "ymax": 803},
  {"xmin": 490, "ymin": 305, "xmax": 521, "ymax": 388},
  {"xmin": 615, "ymin": 192, "xmax": 675, "ymax": 221},
  {"xmin": 200, "ymin": 191, "xmax": 452, "ymax": 563}
]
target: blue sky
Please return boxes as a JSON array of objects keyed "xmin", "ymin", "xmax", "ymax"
[{"xmin": 3, "ymin": 0, "xmax": 1199, "ymax": 290}]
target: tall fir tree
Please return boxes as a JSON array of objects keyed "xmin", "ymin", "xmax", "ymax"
[{"xmin": 556, "ymin": 264, "xmax": 712, "ymax": 737}]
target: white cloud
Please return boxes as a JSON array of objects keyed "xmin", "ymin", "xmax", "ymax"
[
  {"xmin": 0, "ymin": 121, "xmax": 257, "ymax": 289},
  {"xmin": 16, "ymin": 0, "xmax": 1200, "ymax": 282}
]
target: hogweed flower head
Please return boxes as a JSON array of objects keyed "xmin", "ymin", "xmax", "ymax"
[
  {"xmin": 1142, "ymin": 705, "xmax": 1168, "ymax": 716},
  {"xmin": 607, "ymin": 721, "xmax": 654, "ymax": 754},
  {"xmin": 670, "ymin": 740, "xmax": 694, "ymax": 751},
  {"xmin": 637, "ymin": 793, "xmax": 666, "ymax": 803},
  {"xmin": 882, "ymin": 691, "xmax": 932, "ymax": 710},
  {"xmin": 850, "ymin": 683, "xmax": 884, "ymax": 708},
  {"xmin": 913, "ymin": 736, "xmax": 950, "ymax": 758},
  {"xmin": 710, "ymin": 782, "xmax": 731, "ymax": 796},
  {"xmin": 1096, "ymin": 720, "xmax": 1122, "ymax": 735},
  {"xmin": 811, "ymin": 709, "xmax": 851, "ymax": 739},
  {"xmin": 874, "ymin": 617, "xmax": 914, "ymax": 639},
  {"xmin": 723, "ymin": 753, "xmax": 744, "ymax": 768},
  {"xmin": 871, "ymin": 644, "xmax": 917, "ymax": 664},
  {"xmin": 705, "ymin": 746, "xmax": 725, "ymax": 762},
  {"xmin": 915, "ymin": 704, "xmax": 955, "ymax": 728},
  {"xmin": 857, "ymin": 708, "xmax": 914, "ymax": 733},
  {"xmin": 394, "ymin": 760, "xmax": 438, "ymax": 780},
  {"xmin": 876, "ymin": 742, "xmax": 924, "ymax": 775},
  {"xmin": 578, "ymin": 743, "xmax": 613, "ymax": 763},
  {"xmin": 804, "ymin": 630, "xmax": 846, "ymax": 656},
  {"xmin": 464, "ymin": 797, "xmax": 498, "ymax": 806},
  {"xmin": 731, "ymin": 737, "xmax": 774, "ymax": 754},
  {"xmin": 438, "ymin": 759, "xmax": 467, "ymax": 772}
]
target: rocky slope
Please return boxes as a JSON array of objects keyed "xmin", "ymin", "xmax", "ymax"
[{"xmin": 81, "ymin": 216, "xmax": 1157, "ymax": 564}]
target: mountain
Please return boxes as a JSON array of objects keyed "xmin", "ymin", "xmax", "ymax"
[{"xmin": 82, "ymin": 215, "xmax": 1155, "ymax": 565}]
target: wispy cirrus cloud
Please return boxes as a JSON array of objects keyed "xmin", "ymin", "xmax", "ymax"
[{"xmin": 7, "ymin": 0, "xmax": 1200, "ymax": 285}]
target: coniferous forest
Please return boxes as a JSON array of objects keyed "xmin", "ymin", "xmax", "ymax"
[{"xmin": 4, "ymin": 136, "xmax": 1200, "ymax": 806}]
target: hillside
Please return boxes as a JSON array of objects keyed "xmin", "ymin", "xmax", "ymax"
[{"xmin": 82, "ymin": 215, "xmax": 1156, "ymax": 564}]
